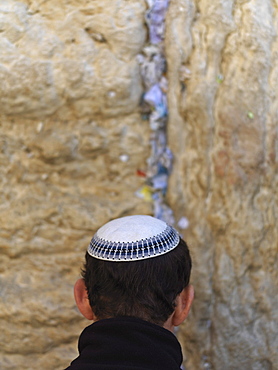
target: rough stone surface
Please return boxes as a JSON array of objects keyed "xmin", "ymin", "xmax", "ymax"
[
  {"xmin": 166, "ymin": 0, "xmax": 278, "ymax": 369},
  {"xmin": 0, "ymin": 1, "xmax": 151, "ymax": 369},
  {"xmin": 0, "ymin": 1, "xmax": 278, "ymax": 370}
]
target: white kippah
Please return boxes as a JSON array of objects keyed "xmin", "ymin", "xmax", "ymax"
[{"xmin": 87, "ymin": 215, "xmax": 180, "ymax": 261}]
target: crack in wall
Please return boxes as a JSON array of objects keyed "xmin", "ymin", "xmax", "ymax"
[{"xmin": 136, "ymin": 0, "xmax": 176, "ymax": 225}]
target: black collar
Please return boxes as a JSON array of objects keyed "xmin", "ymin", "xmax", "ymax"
[{"xmin": 66, "ymin": 316, "xmax": 183, "ymax": 369}]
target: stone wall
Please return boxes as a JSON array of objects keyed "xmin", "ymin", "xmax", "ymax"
[
  {"xmin": 0, "ymin": 1, "xmax": 277, "ymax": 369},
  {"xmin": 0, "ymin": 1, "xmax": 151, "ymax": 369},
  {"xmin": 165, "ymin": 0, "xmax": 278, "ymax": 369}
]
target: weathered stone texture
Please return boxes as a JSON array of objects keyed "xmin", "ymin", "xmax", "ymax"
[
  {"xmin": 0, "ymin": 0, "xmax": 146, "ymax": 118},
  {"xmin": 0, "ymin": 1, "xmax": 151, "ymax": 369},
  {"xmin": 166, "ymin": 0, "xmax": 278, "ymax": 369},
  {"xmin": 1, "ymin": 0, "xmax": 278, "ymax": 369}
]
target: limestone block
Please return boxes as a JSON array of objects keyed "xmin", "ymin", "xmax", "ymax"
[
  {"xmin": 0, "ymin": 114, "xmax": 151, "ymax": 369},
  {"xmin": 0, "ymin": 115, "xmax": 151, "ymax": 260},
  {"xmin": 0, "ymin": 1, "xmax": 151, "ymax": 369},
  {"xmin": 166, "ymin": 0, "xmax": 278, "ymax": 369},
  {"xmin": 0, "ymin": 0, "xmax": 146, "ymax": 118}
]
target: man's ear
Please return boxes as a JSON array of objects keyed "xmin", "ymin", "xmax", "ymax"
[
  {"xmin": 74, "ymin": 278, "xmax": 95, "ymax": 320},
  {"xmin": 172, "ymin": 284, "xmax": 194, "ymax": 327}
]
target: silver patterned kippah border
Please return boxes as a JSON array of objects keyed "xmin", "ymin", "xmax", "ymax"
[{"xmin": 87, "ymin": 225, "xmax": 180, "ymax": 261}]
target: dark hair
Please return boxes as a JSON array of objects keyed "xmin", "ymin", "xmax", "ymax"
[{"xmin": 82, "ymin": 238, "xmax": 192, "ymax": 325}]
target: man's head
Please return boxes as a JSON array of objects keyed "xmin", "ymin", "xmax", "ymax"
[{"xmin": 74, "ymin": 215, "xmax": 194, "ymax": 330}]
